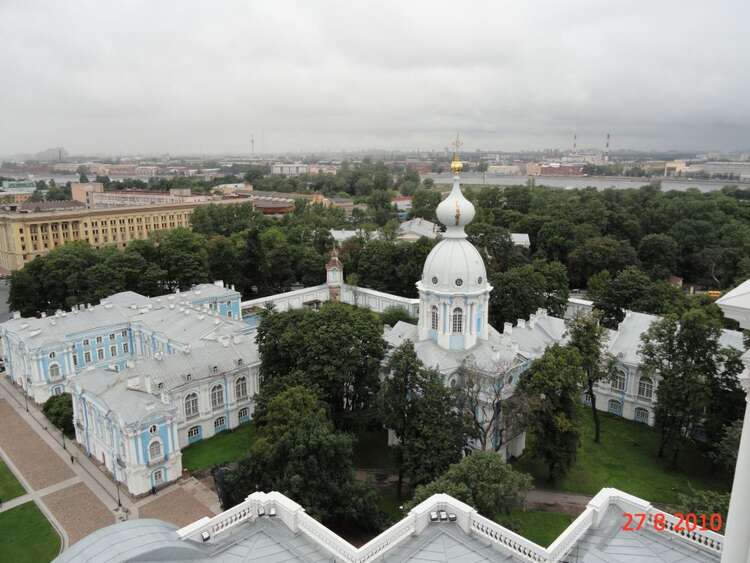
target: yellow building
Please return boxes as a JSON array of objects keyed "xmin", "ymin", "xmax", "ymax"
[{"xmin": 0, "ymin": 199, "xmax": 252, "ymax": 272}]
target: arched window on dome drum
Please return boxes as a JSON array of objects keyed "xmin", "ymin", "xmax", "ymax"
[
  {"xmin": 431, "ymin": 306, "xmax": 439, "ymax": 331},
  {"xmin": 452, "ymin": 308, "xmax": 463, "ymax": 334}
]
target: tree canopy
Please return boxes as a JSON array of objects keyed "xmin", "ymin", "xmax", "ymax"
[{"xmin": 256, "ymin": 302, "xmax": 387, "ymax": 430}]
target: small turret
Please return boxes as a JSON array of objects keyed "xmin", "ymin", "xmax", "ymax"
[{"xmin": 326, "ymin": 249, "xmax": 343, "ymax": 301}]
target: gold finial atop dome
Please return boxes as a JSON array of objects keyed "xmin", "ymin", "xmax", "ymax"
[{"xmin": 450, "ymin": 132, "xmax": 463, "ymax": 174}]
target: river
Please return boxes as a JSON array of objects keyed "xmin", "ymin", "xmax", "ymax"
[{"xmin": 426, "ymin": 173, "xmax": 748, "ymax": 193}]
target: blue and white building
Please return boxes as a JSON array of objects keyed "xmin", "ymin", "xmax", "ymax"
[{"xmin": 0, "ymin": 281, "xmax": 255, "ymax": 495}]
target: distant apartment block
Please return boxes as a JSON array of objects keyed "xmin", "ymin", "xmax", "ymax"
[
  {"xmin": 526, "ymin": 162, "xmax": 584, "ymax": 176},
  {"xmin": 0, "ymin": 198, "xmax": 253, "ymax": 272},
  {"xmin": 487, "ymin": 164, "xmax": 521, "ymax": 175},
  {"xmin": 71, "ymin": 183, "xmax": 209, "ymax": 209},
  {"xmin": 271, "ymin": 163, "xmax": 309, "ymax": 176},
  {"xmin": 0, "ymin": 180, "xmax": 37, "ymax": 203}
]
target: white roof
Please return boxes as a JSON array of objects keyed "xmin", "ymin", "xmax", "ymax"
[
  {"xmin": 397, "ymin": 218, "xmax": 439, "ymax": 239},
  {"xmin": 2, "ymin": 283, "xmax": 244, "ymax": 350},
  {"xmin": 420, "ymin": 238, "xmax": 488, "ymax": 294}
]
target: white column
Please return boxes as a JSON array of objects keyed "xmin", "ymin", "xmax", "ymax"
[{"xmin": 722, "ymin": 375, "xmax": 750, "ymax": 563}]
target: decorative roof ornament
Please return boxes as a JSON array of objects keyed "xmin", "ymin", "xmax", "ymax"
[
  {"xmin": 450, "ymin": 132, "xmax": 463, "ymax": 174},
  {"xmin": 436, "ymin": 133, "xmax": 475, "ymax": 238}
]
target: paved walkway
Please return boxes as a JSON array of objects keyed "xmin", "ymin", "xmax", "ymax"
[
  {"xmin": 0, "ymin": 378, "xmax": 221, "ymax": 550},
  {"xmin": 526, "ymin": 489, "xmax": 593, "ymax": 516}
]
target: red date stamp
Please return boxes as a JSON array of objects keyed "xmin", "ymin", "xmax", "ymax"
[{"xmin": 623, "ymin": 512, "xmax": 722, "ymax": 532}]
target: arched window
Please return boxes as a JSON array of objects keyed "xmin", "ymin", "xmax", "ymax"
[
  {"xmin": 611, "ymin": 371, "xmax": 627, "ymax": 392},
  {"xmin": 607, "ymin": 399, "xmax": 623, "ymax": 416},
  {"xmin": 452, "ymin": 308, "xmax": 463, "ymax": 334},
  {"xmin": 214, "ymin": 416, "xmax": 226, "ymax": 430},
  {"xmin": 431, "ymin": 306, "xmax": 439, "ymax": 331},
  {"xmin": 235, "ymin": 377, "xmax": 247, "ymax": 400},
  {"xmin": 637, "ymin": 377, "xmax": 653, "ymax": 399},
  {"xmin": 211, "ymin": 385, "xmax": 224, "ymax": 410},
  {"xmin": 184, "ymin": 393, "xmax": 199, "ymax": 418},
  {"xmin": 148, "ymin": 440, "xmax": 162, "ymax": 461},
  {"xmin": 49, "ymin": 363, "xmax": 60, "ymax": 379},
  {"xmin": 634, "ymin": 407, "xmax": 650, "ymax": 424}
]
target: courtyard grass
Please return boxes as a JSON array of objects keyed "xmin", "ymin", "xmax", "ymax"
[
  {"xmin": 514, "ymin": 412, "xmax": 730, "ymax": 505},
  {"xmin": 181, "ymin": 423, "xmax": 256, "ymax": 472},
  {"xmin": 0, "ymin": 502, "xmax": 60, "ymax": 562},
  {"xmin": 510, "ymin": 509, "xmax": 574, "ymax": 547},
  {"xmin": 0, "ymin": 460, "xmax": 26, "ymax": 502}
]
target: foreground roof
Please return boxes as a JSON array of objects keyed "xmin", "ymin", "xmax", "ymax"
[{"xmin": 55, "ymin": 489, "xmax": 723, "ymax": 563}]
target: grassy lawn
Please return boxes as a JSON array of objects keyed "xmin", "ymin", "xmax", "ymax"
[
  {"xmin": 376, "ymin": 483, "xmax": 404, "ymax": 524},
  {"xmin": 514, "ymin": 412, "xmax": 730, "ymax": 505},
  {"xmin": 0, "ymin": 460, "xmax": 26, "ymax": 501},
  {"xmin": 0, "ymin": 502, "xmax": 60, "ymax": 562},
  {"xmin": 510, "ymin": 509, "xmax": 574, "ymax": 547},
  {"xmin": 181, "ymin": 423, "xmax": 256, "ymax": 472}
]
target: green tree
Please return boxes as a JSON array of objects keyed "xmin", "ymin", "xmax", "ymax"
[
  {"xmin": 489, "ymin": 265, "xmax": 546, "ymax": 328},
  {"xmin": 516, "ymin": 344, "xmax": 585, "ymax": 481},
  {"xmin": 590, "ymin": 266, "xmax": 686, "ymax": 327},
  {"xmin": 256, "ymin": 303, "xmax": 387, "ymax": 430},
  {"xmin": 406, "ymin": 452, "xmax": 532, "ymax": 522},
  {"xmin": 381, "ymin": 306, "xmax": 417, "ymax": 327},
  {"xmin": 153, "ymin": 228, "xmax": 209, "ymax": 290},
  {"xmin": 640, "ymin": 308, "xmax": 743, "ymax": 465},
  {"xmin": 222, "ymin": 386, "xmax": 382, "ymax": 531},
  {"xmin": 401, "ymin": 372, "xmax": 470, "ymax": 489},
  {"xmin": 567, "ymin": 312, "xmax": 612, "ymax": 443},
  {"xmin": 379, "ymin": 341, "xmax": 429, "ymax": 498},
  {"xmin": 638, "ymin": 233, "xmax": 679, "ymax": 279},
  {"xmin": 410, "ymin": 189, "xmax": 441, "ymax": 221},
  {"xmin": 568, "ymin": 236, "xmax": 639, "ymax": 289},
  {"xmin": 710, "ymin": 419, "xmax": 742, "ymax": 473},
  {"xmin": 42, "ymin": 393, "xmax": 74, "ymax": 438},
  {"xmin": 676, "ymin": 487, "xmax": 730, "ymax": 533}
]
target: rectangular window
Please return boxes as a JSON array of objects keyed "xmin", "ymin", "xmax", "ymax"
[
  {"xmin": 109, "ymin": 333, "xmax": 115, "ymax": 341},
  {"xmin": 123, "ymin": 342, "xmax": 129, "ymax": 354},
  {"xmin": 97, "ymin": 348, "xmax": 104, "ymax": 360},
  {"xmin": 72, "ymin": 355, "xmax": 78, "ymax": 367},
  {"xmin": 110, "ymin": 345, "xmax": 117, "ymax": 357},
  {"xmin": 121, "ymin": 330, "xmax": 127, "ymax": 338},
  {"xmin": 96, "ymin": 336, "xmax": 103, "ymax": 344},
  {"xmin": 84, "ymin": 351, "xmax": 91, "ymax": 363}
]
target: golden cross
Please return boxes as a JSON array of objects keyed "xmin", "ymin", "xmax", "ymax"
[{"xmin": 451, "ymin": 133, "xmax": 463, "ymax": 156}]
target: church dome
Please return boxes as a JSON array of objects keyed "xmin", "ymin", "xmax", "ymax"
[
  {"xmin": 420, "ymin": 152, "xmax": 488, "ymax": 293},
  {"xmin": 436, "ymin": 181, "xmax": 475, "ymax": 237},
  {"xmin": 421, "ymin": 238, "xmax": 488, "ymax": 293}
]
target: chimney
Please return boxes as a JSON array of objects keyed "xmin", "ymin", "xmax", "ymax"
[
  {"xmin": 12, "ymin": 311, "xmax": 20, "ymax": 319},
  {"xmin": 503, "ymin": 322, "xmax": 512, "ymax": 334}
]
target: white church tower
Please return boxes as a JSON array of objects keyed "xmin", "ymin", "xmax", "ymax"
[{"xmin": 417, "ymin": 137, "xmax": 493, "ymax": 351}]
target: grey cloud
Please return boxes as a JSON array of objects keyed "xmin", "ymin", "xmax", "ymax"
[{"xmin": 0, "ymin": 0, "xmax": 748, "ymax": 155}]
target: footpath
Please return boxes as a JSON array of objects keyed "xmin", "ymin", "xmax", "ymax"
[{"xmin": 0, "ymin": 378, "xmax": 220, "ymax": 549}]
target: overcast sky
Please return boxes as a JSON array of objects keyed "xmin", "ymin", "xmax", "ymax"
[{"xmin": 1, "ymin": 0, "xmax": 749, "ymax": 156}]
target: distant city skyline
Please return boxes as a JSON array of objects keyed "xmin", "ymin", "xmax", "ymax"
[{"xmin": 1, "ymin": 0, "xmax": 749, "ymax": 156}]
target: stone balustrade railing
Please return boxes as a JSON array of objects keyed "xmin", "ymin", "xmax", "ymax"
[
  {"xmin": 647, "ymin": 510, "xmax": 723, "ymax": 554},
  {"xmin": 175, "ymin": 488, "xmax": 724, "ymax": 562},
  {"xmin": 470, "ymin": 511, "xmax": 550, "ymax": 562}
]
